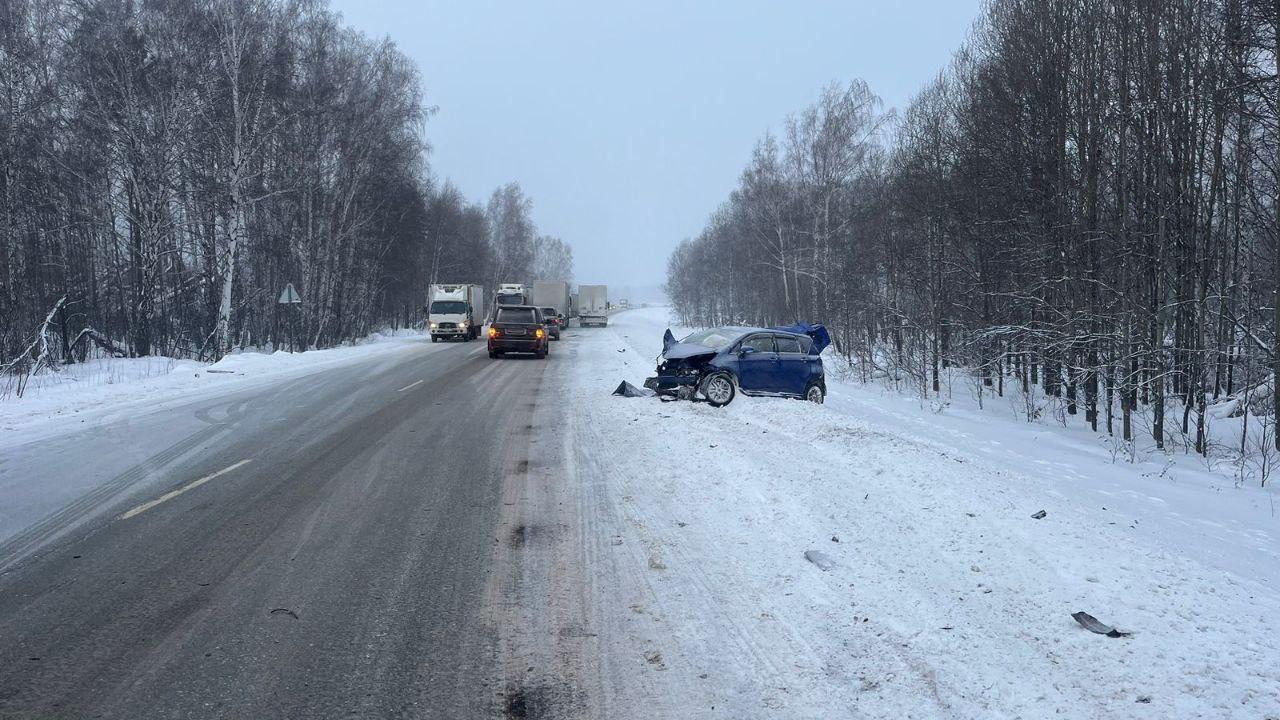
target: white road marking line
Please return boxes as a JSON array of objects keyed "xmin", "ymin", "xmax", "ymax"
[
  {"xmin": 398, "ymin": 379, "xmax": 424, "ymax": 392},
  {"xmin": 120, "ymin": 459, "xmax": 254, "ymax": 520}
]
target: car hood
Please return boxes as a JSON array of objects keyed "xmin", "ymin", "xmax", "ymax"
[{"xmin": 661, "ymin": 342, "xmax": 718, "ymax": 361}]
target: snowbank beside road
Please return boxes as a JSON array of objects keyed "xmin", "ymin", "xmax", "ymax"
[
  {"xmin": 567, "ymin": 306, "xmax": 1280, "ymax": 718},
  {"xmin": 0, "ymin": 329, "xmax": 430, "ymax": 446}
]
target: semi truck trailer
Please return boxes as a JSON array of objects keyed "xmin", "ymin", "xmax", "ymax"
[
  {"xmin": 529, "ymin": 281, "xmax": 571, "ymax": 318},
  {"xmin": 578, "ymin": 285, "xmax": 608, "ymax": 327}
]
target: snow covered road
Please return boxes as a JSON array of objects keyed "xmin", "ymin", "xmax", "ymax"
[{"xmin": 0, "ymin": 307, "xmax": 1276, "ymax": 718}]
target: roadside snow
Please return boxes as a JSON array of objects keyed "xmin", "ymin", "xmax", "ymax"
[
  {"xmin": 0, "ymin": 329, "xmax": 430, "ymax": 448},
  {"xmin": 566, "ymin": 306, "xmax": 1280, "ymax": 719}
]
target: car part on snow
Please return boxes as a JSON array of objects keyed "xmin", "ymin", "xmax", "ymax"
[
  {"xmin": 1031, "ymin": 509, "xmax": 1047, "ymax": 519},
  {"xmin": 804, "ymin": 550, "xmax": 835, "ymax": 571},
  {"xmin": 612, "ymin": 381, "xmax": 655, "ymax": 398},
  {"xmin": 1072, "ymin": 611, "xmax": 1130, "ymax": 638},
  {"xmin": 662, "ymin": 328, "xmax": 677, "ymax": 351}
]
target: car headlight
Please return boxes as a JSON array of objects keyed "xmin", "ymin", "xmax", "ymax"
[
  {"xmin": 430, "ymin": 322, "xmax": 438, "ymax": 329},
  {"xmin": 459, "ymin": 321, "xmax": 469, "ymax": 328}
]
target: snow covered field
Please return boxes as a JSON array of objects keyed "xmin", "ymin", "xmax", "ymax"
[
  {"xmin": 567, "ymin": 305, "xmax": 1280, "ymax": 718},
  {"xmin": 0, "ymin": 329, "xmax": 431, "ymax": 448}
]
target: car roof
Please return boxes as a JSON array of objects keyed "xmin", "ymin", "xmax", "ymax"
[{"xmin": 710, "ymin": 326, "xmax": 802, "ymax": 339}]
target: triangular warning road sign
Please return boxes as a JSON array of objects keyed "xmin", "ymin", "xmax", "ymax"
[{"xmin": 278, "ymin": 283, "xmax": 302, "ymax": 304}]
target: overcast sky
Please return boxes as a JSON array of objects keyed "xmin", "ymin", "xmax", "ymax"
[{"xmin": 330, "ymin": 1, "xmax": 984, "ymax": 297}]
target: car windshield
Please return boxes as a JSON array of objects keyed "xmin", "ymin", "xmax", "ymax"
[
  {"xmin": 681, "ymin": 329, "xmax": 738, "ymax": 350},
  {"xmin": 496, "ymin": 294, "xmax": 523, "ymax": 305},
  {"xmin": 540, "ymin": 308, "xmax": 557, "ymax": 316},
  {"xmin": 429, "ymin": 301, "xmax": 466, "ymax": 314},
  {"xmin": 496, "ymin": 308, "xmax": 536, "ymax": 324}
]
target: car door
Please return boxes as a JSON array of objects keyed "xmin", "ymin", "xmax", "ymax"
[
  {"xmin": 773, "ymin": 334, "xmax": 810, "ymax": 396},
  {"xmin": 734, "ymin": 333, "xmax": 779, "ymax": 392}
]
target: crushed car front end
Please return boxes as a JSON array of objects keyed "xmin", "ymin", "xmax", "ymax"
[{"xmin": 644, "ymin": 353, "xmax": 718, "ymax": 399}]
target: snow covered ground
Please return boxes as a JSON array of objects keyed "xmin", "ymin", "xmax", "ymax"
[
  {"xmin": 0, "ymin": 329, "xmax": 431, "ymax": 448},
  {"xmin": 566, "ymin": 305, "xmax": 1280, "ymax": 719}
]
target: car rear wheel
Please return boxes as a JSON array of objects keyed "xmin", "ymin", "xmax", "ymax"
[
  {"xmin": 701, "ymin": 372, "xmax": 736, "ymax": 407},
  {"xmin": 805, "ymin": 383, "xmax": 825, "ymax": 404},
  {"xmin": 489, "ymin": 350, "xmax": 500, "ymax": 359}
]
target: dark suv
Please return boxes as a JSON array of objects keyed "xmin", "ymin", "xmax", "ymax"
[{"xmin": 488, "ymin": 306, "xmax": 549, "ymax": 359}]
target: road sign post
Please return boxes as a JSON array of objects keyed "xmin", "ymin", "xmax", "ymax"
[{"xmin": 277, "ymin": 283, "xmax": 303, "ymax": 353}]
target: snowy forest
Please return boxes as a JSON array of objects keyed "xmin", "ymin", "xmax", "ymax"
[
  {"xmin": 0, "ymin": 0, "xmax": 571, "ymax": 371},
  {"xmin": 667, "ymin": 0, "xmax": 1280, "ymax": 467}
]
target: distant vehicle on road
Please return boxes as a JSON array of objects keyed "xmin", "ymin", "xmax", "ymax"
[
  {"xmin": 644, "ymin": 325, "xmax": 829, "ymax": 407},
  {"xmin": 495, "ymin": 283, "xmax": 527, "ymax": 307},
  {"xmin": 488, "ymin": 305, "xmax": 549, "ymax": 359},
  {"xmin": 530, "ymin": 281, "xmax": 571, "ymax": 319},
  {"xmin": 538, "ymin": 307, "xmax": 564, "ymax": 340},
  {"xmin": 578, "ymin": 285, "xmax": 608, "ymax": 327},
  {"xmin": 427, "ymin": 284, "xmax": 484, "ymax": 341}
]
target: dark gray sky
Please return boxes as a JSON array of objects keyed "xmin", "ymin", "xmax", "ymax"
[{"xmin": 331, "ymin": 1, "xmax": 984, "ymax": 294}]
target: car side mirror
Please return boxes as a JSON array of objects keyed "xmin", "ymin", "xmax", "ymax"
[{"xmin": 739, "ymin": 346, "xmax": 757, "ymax": 357}]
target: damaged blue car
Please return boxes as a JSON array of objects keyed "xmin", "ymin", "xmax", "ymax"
[{"xmin": 643, "ymin": 324, "xmax": 829, "ymax": 407}]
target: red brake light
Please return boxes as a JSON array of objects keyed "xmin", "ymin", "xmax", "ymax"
[{"xmin": 488, "ymin": 327, "xmax": 498, "ymax": 338}]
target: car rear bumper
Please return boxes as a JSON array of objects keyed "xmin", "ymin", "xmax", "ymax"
[{"xmin": 489, "ymin": 337, "xmax": 546, "ymax": 353}]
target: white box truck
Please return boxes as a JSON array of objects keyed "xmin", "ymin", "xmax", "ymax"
[
  {"xmin": 530, "ymin": 281, "xmax": 571, "ymax": 318},
  {"xmin": 578, "ymin": 285, "xmax": 608, "ymax": 327},
  {"xmin": 428, "ymin": 284, "xmax": 484, "ymax": 342}
]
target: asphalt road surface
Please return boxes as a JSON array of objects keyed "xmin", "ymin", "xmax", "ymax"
[{"xmin": 0, "ymin": 335, "xmax": 583, "ymax": 719}]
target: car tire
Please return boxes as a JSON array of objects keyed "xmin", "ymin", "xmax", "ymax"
[
  {"xmin": 701, "ymin": 372, "xmax": 736, "ymax": 407},
  {"xmin": 431, "ymin": 336, "xmax": 438, "ymax": 343},
  {"xmin": 805, "ymin": 382, "xmax": 825, "ymax": 404},
  {"xmin": 489, "ymin": 350, "xmax": 499, "ymax": 359}
]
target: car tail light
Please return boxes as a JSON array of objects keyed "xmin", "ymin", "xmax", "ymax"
[
  {"xmin": 536, "ymin": 328, "xmax": 545, "ymax": 339},
  {"xmin": 488, "ymin": 327, "xmax": 498, "ymax": 338}
]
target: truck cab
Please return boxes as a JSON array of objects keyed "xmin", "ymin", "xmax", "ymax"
[
  {"xmin": 428, "ymin": 284, "xmax": 484, "ymax": 342},
  {"xmin": 495, "ymin": 283, "xmax": 527, "ymax": 308}
]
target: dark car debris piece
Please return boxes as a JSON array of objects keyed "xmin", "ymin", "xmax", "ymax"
[
  {"xmin": 644, "ymin": 324, "xmax": 829, "ymax": 407},
  {"xmin": 1031, "ymin": 510, "xmax": 1047, "ymax": 519},
  {"xmin": 1072, "ymin": 611, "xmax": 1130, "ymax": 638},
  {"xmin": 612, "ymin": 381, "xmax": 655, "ymax": 398}
]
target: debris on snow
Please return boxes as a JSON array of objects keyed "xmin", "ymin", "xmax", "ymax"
[
  {"xmin": 804, "ymin": 550, "xmax": 835, "ymax": 571},
  {"xmin": 643, "ymin": 650, "xmax": 667, "ymax": 670},
  {"xmin": 1071, "ymin": 611, "xmax": 1131, "ymax": 638},
  {"xmin": 612, "ymin": 381, "xmax": 654, "ymax": 398},
  {"xmin": 1030, "ymin": 509, "xmax": 1047, "ymax": 520}
]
